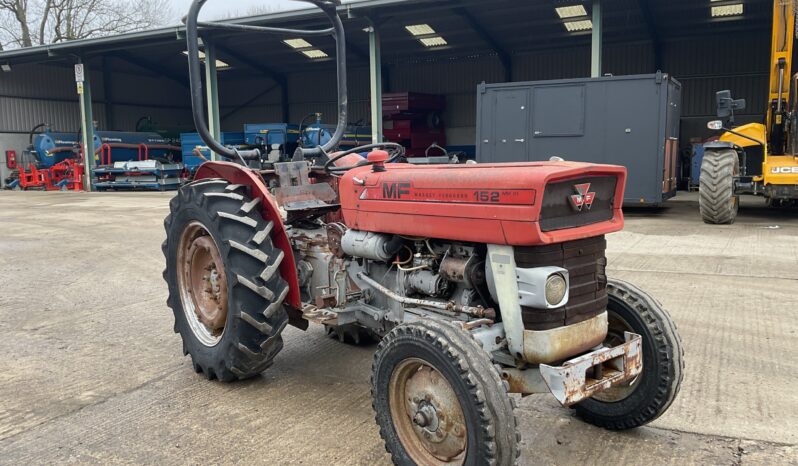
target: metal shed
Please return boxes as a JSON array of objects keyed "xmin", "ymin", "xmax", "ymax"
[{"xmin": 0, "ymin": 0, "xmax": 774, "ymax": 188}]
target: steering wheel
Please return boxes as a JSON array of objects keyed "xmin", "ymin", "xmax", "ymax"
[{"xmin": 323, "ymin": 142, "xmax": 406, "ymax": 175}]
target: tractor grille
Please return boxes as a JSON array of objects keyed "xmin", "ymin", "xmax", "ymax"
[
  {"xmin": 539, "ymin": 176, "xmax": 617, "ymax": 232},
  {"xmin": 514, "ymin": 236, "xmax": 608, "ymax": 331}
]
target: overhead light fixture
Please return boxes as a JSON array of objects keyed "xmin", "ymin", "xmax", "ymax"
[
  {"xmin": 182, "ymin": 50, "xmax": 230, "ymax": 70},
  {"xmin": 301, "ymin": 49, "xmax": 329, "ymax": 59},
  {"xmin": 404, "ymin": 23, "xmax": 447, "ymax": 48},
  {"xmin": 419, "ymin": 36, "xmax": 448, "ymax": 47},
  {"xmin": 405, "ymin": 24, "xmax": 436, "ymax": 36},
  {"xmin": 1, "ymin": 63, "xmax": 11, "ymax": 72},
  {"xmin": 711, "ymin": 3, "xmax": 743, "ymax": 17},
  {"xmin": 555, "ymin": 5, "xmax": 588, "ymax": 19},
  {"xmin": 284, "ymin": 38, "xmax": 313, "ymax": 49},
  {"xmin": 564, "ymin": 19, "xmax": 593, "ymax": 32},
  {"xmin": 282, "ymin": 38, "xmax": 328, "ymax": 59}
]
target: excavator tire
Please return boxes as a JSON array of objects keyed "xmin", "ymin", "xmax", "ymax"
[{"xmin": 699, "ymin": 148, "xmax": 740, "ymax": 224}]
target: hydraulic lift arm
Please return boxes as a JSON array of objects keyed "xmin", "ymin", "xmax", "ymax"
[{"xmin": 767, "ymin": 0, "xmax": 795, "ymax": 155}]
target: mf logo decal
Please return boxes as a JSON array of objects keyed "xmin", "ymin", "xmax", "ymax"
[
  {"xmin": 569, "ymin": 183, "xmax": 596, "ymax": 212},
  {"xmin": 771, "ymin": 166, "xmax": 798, "ymax": 174},
  {"xmin": 382, "ymin": 182, "xmax": 411, "ymax": 199}
]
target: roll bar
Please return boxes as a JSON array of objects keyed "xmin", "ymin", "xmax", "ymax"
[{"xmin": 184, "ymin": 0, "xmax": 347, "ymax": 161}]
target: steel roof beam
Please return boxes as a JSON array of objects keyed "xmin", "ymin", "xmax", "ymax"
[
  {"xmin": 214, "ymin": 44, "xmax": 286, "ymax": 85},
  {"xmin": 452, "ymin": 6, "xmax": 512, "ymax": 81},
  {"xmin": 114, "ymin": 51, "xmax": 189, "ymax": 89},
  {"xmin": 637, "ymin": 0, "xmax": 662, "ymax": 71}
]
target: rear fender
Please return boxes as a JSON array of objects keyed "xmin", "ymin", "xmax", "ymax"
[
  {"xmin": 703, "ymin": 141, "xmax": 738, "ymax": 151},
  {"xmin": 194, "ymin": 162, "xmax": 303, "ymax": 315}
]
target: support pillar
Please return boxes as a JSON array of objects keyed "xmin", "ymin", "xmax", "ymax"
[
  {"xmin": 204, "ymin": 41, "xmax": 221, "ymax": 160},
  {"xmin": 77, "ymin": 60, "xmax": 95, "ymax": 192},
  {"xmin": 591, "ymin": 0, "xmax": 603, "ymax": 78},
  {"xmin": 367, "ymin": 20, "xmax": 384, "ymax": 144}
]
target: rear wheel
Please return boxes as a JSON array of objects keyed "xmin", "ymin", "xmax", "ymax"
[
  {"xmin": 372, "ymin": 320, "xmax": 519, "ymax": 465},
  {"xmin": 575, "ymin": 279, "xmax": 684, "ymax": 430},
  {"xmin": 699, "ymin": 148, "xmax": 739, "ymax": 224},
  {"xmin": 163, "ymin": 179, "xmax": 289, "ymax": 381}
]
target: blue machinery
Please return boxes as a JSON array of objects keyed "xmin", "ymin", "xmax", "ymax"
[
  {"xmin": 22, "ymin": 118, "xmax": 373, "ymax": 190},
  {"xmin": 23, "ymin": 128, "xmax": 184, "ymax": 191},
  {"xmin": 181, "ymin": 116, "xmax": 372, "ymax": 172}
]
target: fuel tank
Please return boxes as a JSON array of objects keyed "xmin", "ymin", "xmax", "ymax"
[
  {"xmin": 33, "ymin": 131, "xmax": 174, "ymax": 168},
  {"xmin": 338, "ymin": 161, "xmax": 627, "ymax": 246},
  {"xmin": 33, "ymin": 133, "xmax": 80, "ymax": 168}
]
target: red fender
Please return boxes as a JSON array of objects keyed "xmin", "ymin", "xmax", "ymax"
[{"xmin": 194, "ymin": 162, "xmax": 302, "ymax": 311}]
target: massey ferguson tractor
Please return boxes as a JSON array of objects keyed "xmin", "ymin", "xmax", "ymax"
[{"xmin": 164, "ymin": 1, "xmax": 684, "ymax": 464}]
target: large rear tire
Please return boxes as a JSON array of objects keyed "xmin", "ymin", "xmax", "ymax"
[
  {"xmin": 163, "ymin": 179, "xmax": 289, "ymax": 381},
  {"xmin": 699, "ymin": 148, "xmax": 739, "ymax": 224},
  {"xmin": 575, "ymin": 279, "xmax": 684, "ymax": 430},
  {"xmin": 372, "ymin": 320, "xmax": 519, "ymax": 466}
]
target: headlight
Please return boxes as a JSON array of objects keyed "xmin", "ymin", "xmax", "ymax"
[{"xmin": 545, "ymin": 273, "xmax": 568, "ymax": 306}]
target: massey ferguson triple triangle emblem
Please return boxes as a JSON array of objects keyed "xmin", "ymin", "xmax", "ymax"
[{"xmin": 569, "ymin": 183, "xmax": 596, "ymax": 211}]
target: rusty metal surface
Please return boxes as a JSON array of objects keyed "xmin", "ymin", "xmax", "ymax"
[
  {"xmin": 176, "ymin": 221, "xmax": 228, "ymax": 347},
  {"xmin": 500, "ymin": 368, "xmax": 550, "ymax": 395},
  {"xmin": 522, "ymin": 312, "xmax": 608, "ymax": 364},
  {"xmin": 185, "ymin": 235, "xmax": 228, "ymax": 332},
  {"xmin": 539, "ymin": 332, "xmax": 643, "ymax": 407},
  {"xmin": 272, "ymin": 161, "xmax": 339, "ymax": 221},
  {"xmin": 325, "ymin": 223, "xmax": 347, "ymax": 258},
  {"xmin": 389, "ymin": 358, "xmax": 467, "ymax": 465},
  {"xmin": 300, "ymin": 304, "xmax": 338, "ymax": 326},
  {"xmin": 439, "ymin": 253, "xmax": 484, "ymax": 289},
  {"xmin": 357, "ymin": 272, "xmax": 493, "ymax": 319}
]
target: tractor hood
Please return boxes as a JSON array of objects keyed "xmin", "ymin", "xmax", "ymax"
[{"xmin": 338, "ymin": 161, "xmax": 627, "ymax": 246}]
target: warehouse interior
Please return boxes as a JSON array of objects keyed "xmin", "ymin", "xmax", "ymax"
[
  {"xmin": 3, "ymin": 1, "xmax": 798, "ymax": 464},
  {"xmin": 0, "ymin": 0, "xmax": 772, "ymax": 186}
]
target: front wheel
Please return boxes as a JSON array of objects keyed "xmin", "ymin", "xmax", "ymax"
[
  {"xmin": 699, "ymin": 148, "xmax": 739, "ymax": 224},
  {"xmin": 575, "ymin": 279, "xmax": 684, "ymax": 430},
  {"xmin": 372, "ymin": 320, "xmax": 519, "ymax": 465}
]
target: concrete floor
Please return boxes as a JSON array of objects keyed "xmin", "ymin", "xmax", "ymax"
[{"xmin": 0, "ymin": 190, "xmax": 796, "ymax": 465}]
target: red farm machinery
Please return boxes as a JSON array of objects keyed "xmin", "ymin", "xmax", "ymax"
[{"xmin": 163, "ymin": 1, "xmax": 684, "ymax": 464}]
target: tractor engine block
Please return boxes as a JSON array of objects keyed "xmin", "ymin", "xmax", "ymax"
[{"xmin": 289, "ymin": 225, "xmax": 489, "ymax": 333}]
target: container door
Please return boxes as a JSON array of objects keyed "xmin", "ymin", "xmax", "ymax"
[
  {"xmin": 664, "ymin": 81, "xmax": 682, "ymax": 193},
  {"xmin": 527, "ymin": 84, "xmax": 587, "ymax": 163},
  {"xmin": 490, "ymin": 89, "xmax": 529, "ymax": 162},
  {"xmin": 603, "ymin": 79, "xmax": 660, "ymax": 204}
]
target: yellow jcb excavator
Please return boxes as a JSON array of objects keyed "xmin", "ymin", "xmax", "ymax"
[{"xmin": 701, "ymin": 0, "xmax": 798, "ymax": 223}]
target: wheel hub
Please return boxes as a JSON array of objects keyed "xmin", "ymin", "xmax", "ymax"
[
  {"xmin": 177, "ymin": 222, "xmax": 228, "ymax": 347},
  {"xmin": 389, "ymin": 359, "xmax": 467, "ymax": 465}
]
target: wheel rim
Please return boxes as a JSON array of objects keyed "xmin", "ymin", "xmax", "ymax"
[
  {"xmin": 389, "ymin": 358, "xmax": 467, "ymax": 465},
  {"xmin": 591, "ymin": 312, "xmax": 640, "ymax": 402},
  {"xmin": 177, "ymin": 221, "xmax": 228, "ymax": 347}
]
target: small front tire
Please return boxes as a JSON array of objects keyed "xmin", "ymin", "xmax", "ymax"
[
  {"xmin": 575, "ymin": 279, "xmax": 684, "ymax": 430},
  {"xmin": 372, "ymin": 320, "xmax": 519, "ymax": 465}
]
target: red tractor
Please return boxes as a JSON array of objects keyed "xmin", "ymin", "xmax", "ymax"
[{"xmin": 165, "ymin": 2, "xmax": 684, "ymax": 464}]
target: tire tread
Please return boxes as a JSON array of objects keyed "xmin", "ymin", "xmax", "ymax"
[{"xmin": 163, "ymin": 178, "xmax": 289, "ymax": 382}]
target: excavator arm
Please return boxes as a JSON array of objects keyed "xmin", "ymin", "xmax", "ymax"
[{"xmin": 767, "ymin": 0, "xmax": 795, "ymax": 155}]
